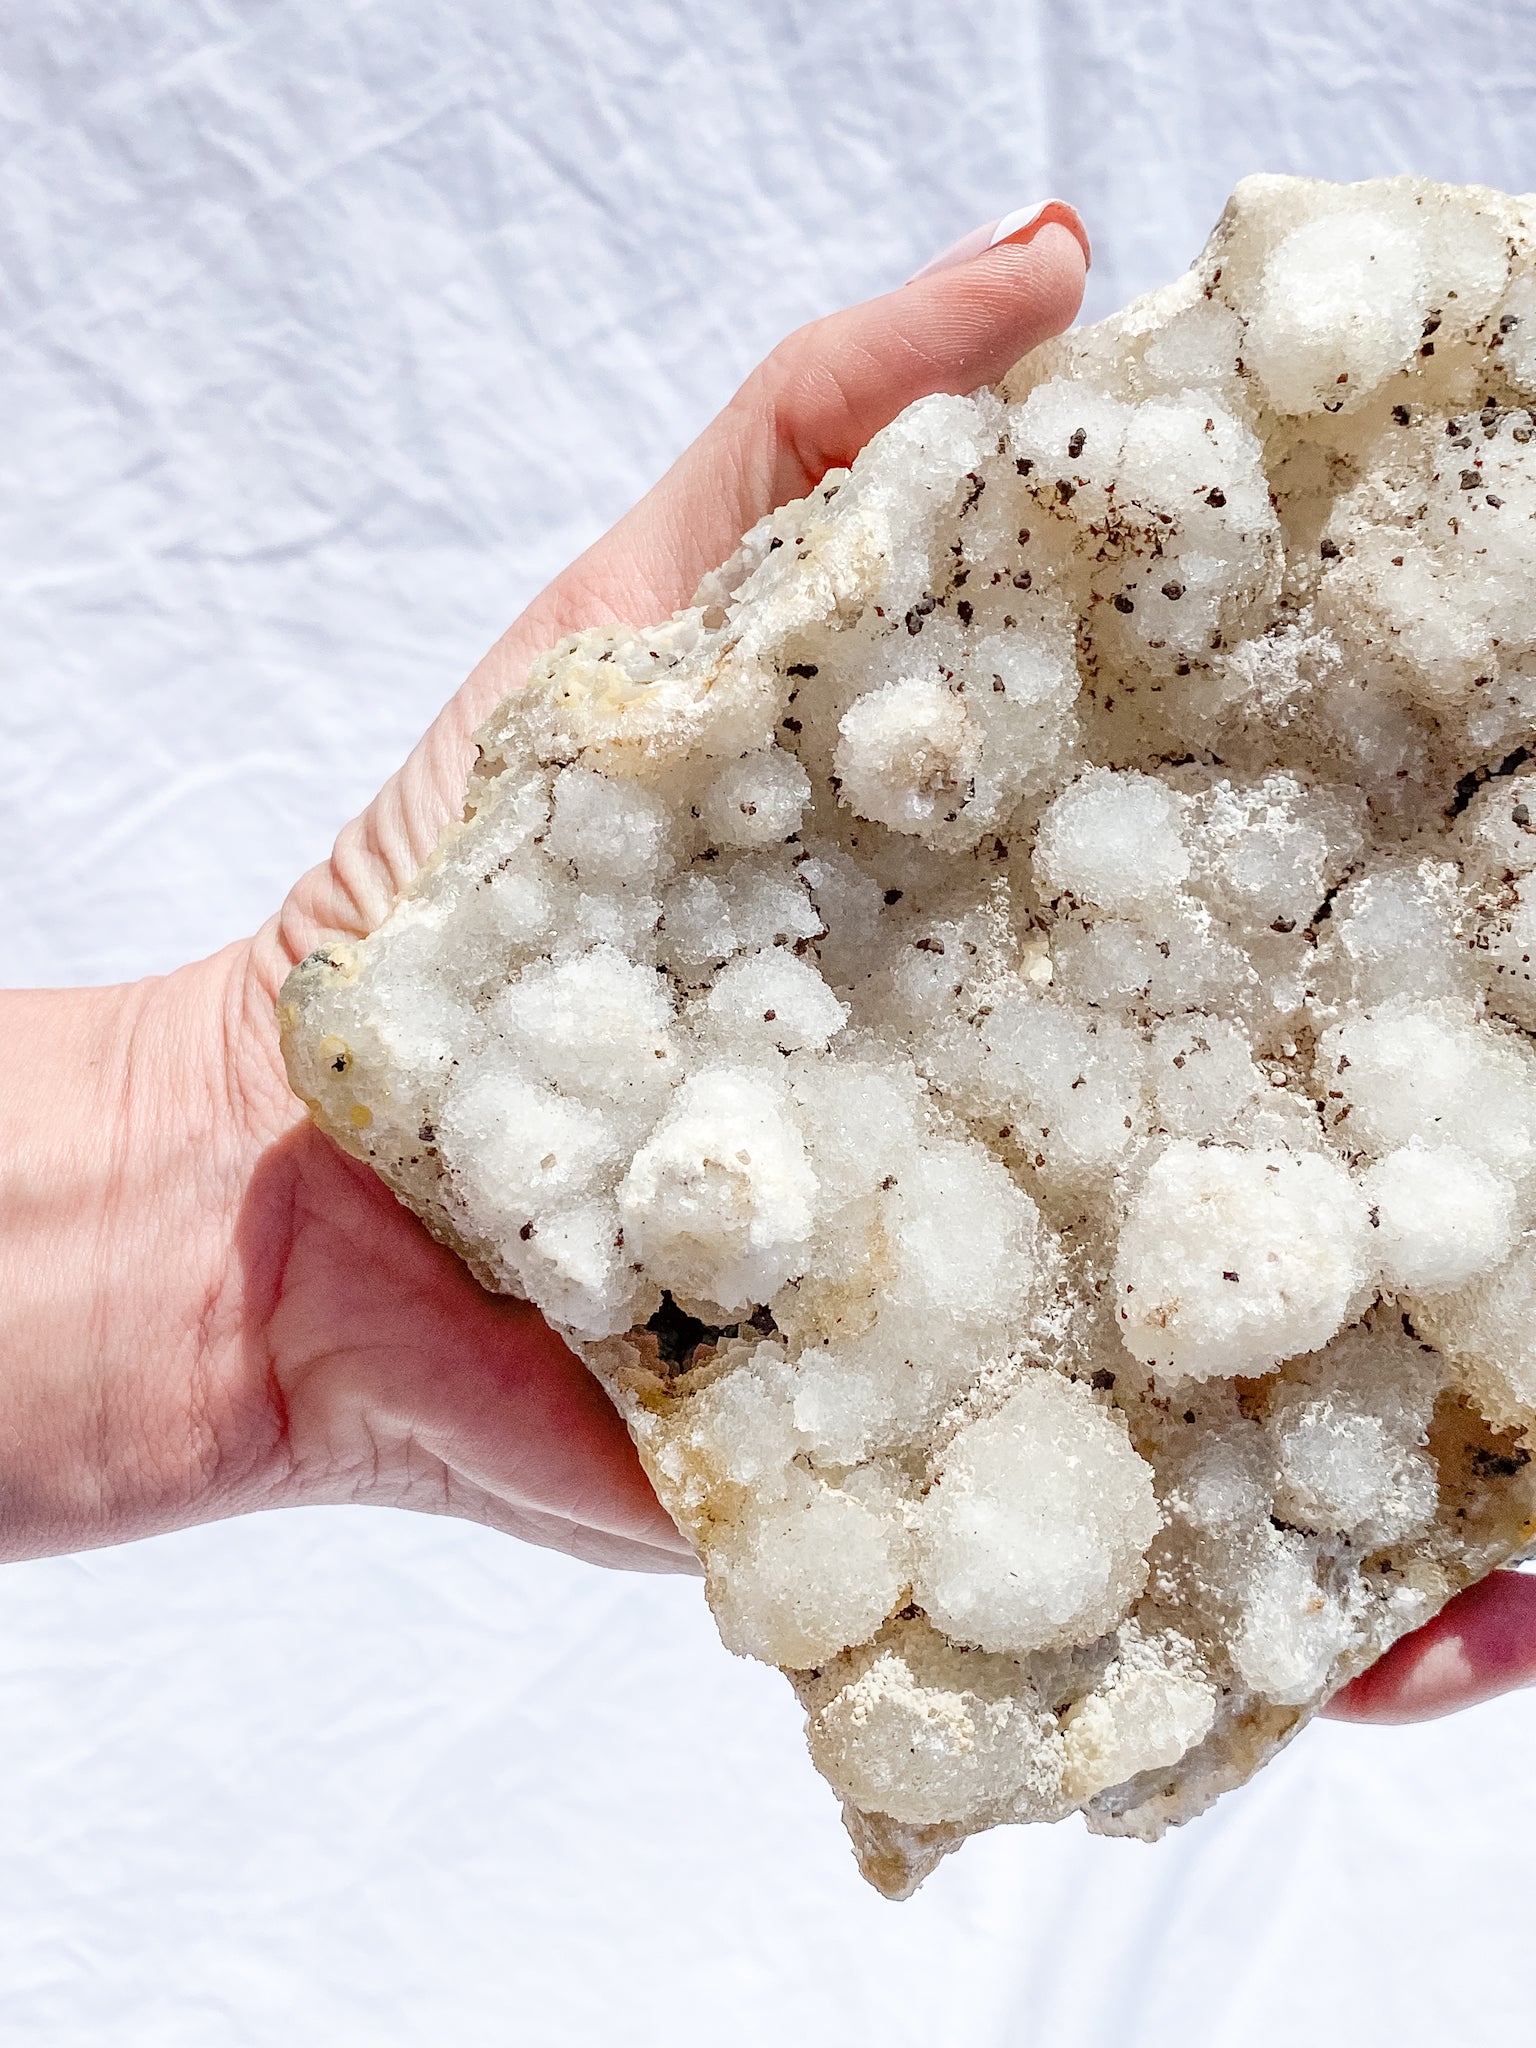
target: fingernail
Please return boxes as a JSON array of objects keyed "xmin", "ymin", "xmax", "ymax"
[{"xmin": 910, "ymin": 200, "xmax": 1092, "ymax": 282}]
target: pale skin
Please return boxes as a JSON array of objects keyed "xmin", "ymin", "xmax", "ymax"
[{"xmin": 2, "ymin": 208, "xmax": 1531, "ymax": 1722}]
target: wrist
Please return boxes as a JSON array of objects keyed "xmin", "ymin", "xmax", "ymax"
[{"xmin": 0, "ymin": 951, "xmax": 298, "ymax": 1557}]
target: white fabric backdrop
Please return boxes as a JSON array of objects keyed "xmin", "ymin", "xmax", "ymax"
[{"xmin": 4, "ymin": 3, "xmax": 1535, "ymax": 2040}]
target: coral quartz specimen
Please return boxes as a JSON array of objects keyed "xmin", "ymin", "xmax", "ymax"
[{"xmin": 281, "ymin": 176, "xmax": 1536, "ymax": 1896}]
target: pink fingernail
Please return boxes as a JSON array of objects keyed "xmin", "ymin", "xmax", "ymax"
[{"xmin": 910, "ymin": 200, "xmax": 1092, "ymax": 282}]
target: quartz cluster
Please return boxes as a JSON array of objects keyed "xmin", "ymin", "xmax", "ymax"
[{"xmin": 283, "ymin": 176, "xmax": 1536, "ymax": 1896}]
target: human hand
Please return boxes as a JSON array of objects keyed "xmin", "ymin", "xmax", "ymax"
[
  {"xmin": 0, "ymin": 207, "xmax": 1089, "ymax": 1577},
  {"xmin": 1325, "ymin": 1569, "xmax": 1536, "ymax": 1723}
]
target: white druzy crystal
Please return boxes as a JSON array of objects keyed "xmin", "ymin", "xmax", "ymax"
[
  {"xmin": 1114, "ymin": 1143, "xmax": 1371, "ymax": 1379},
  {"xmin": 283, "ymin": 176, "xmax": 1536, "ymax": 1898},
  {"xmin": 1034, "ymin": 768, "xmax": 1191, "ymax": 909},
  {"xmin": 914, "ymin": 1374, "xmax": 1162, "ymax": 1655},
  {"xmin": 618, "ymin": 1071, "xmax": 816, "ymax": 1317}
]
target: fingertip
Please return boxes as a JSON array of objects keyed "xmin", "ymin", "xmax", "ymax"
[
  {"xmin": 997, "ymin": 216, "xmax": 1090, "ymax": 333},
  {"xmin": 905, "ymin": 216, "xmax": 1085, "ymax": 338},
  {"xmin": 987, "ymin": 216, "xmax": 1097, "ymax": 315},
  {"xmin": 1323, "ymin": 1570, "xmax": 1536, "ymax": 1725},
  {"xmin": 910, "ymin": 200, "xmax": 1091, "ymax": 283},
  {"xmin": 995, "ymin": 199, "xmax": 1092, "ymax": 272},
  {"xmin": 902, "ymin": 217, "xmax": 1088, "ymax": 386}
]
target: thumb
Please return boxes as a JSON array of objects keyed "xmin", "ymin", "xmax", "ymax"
[
  {"xmin": 514, "ymin": 208, "xmax": 1091, "ymax": 651},
  {"xmin": 263, "ymin": 207, "xmax": 1088, "ymax": 972}
]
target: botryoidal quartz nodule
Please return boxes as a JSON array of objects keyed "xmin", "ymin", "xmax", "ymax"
[{"xmin": 282, "ymin": 176, "xmax": 1536, "ymax": 1897}]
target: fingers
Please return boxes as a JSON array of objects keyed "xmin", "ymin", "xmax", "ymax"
[{"xmin": 1324, "ymin": 1570, "xmax": 1536, "ymax": 1724}]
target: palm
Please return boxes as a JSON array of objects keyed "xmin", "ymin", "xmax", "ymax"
[{"xmin": 241, "ymin": 1115, "xmax": 680, "ymax": 1569}]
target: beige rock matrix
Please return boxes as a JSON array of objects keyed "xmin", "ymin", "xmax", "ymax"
[{"xmin": 283, "ymin": 176, "xmax": 1536, "ymax": 1896}]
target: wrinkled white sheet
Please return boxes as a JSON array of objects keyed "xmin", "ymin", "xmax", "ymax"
[{"xmin": 3, "ymin": 3, "xmax": 1535, "ymax": 2039}]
